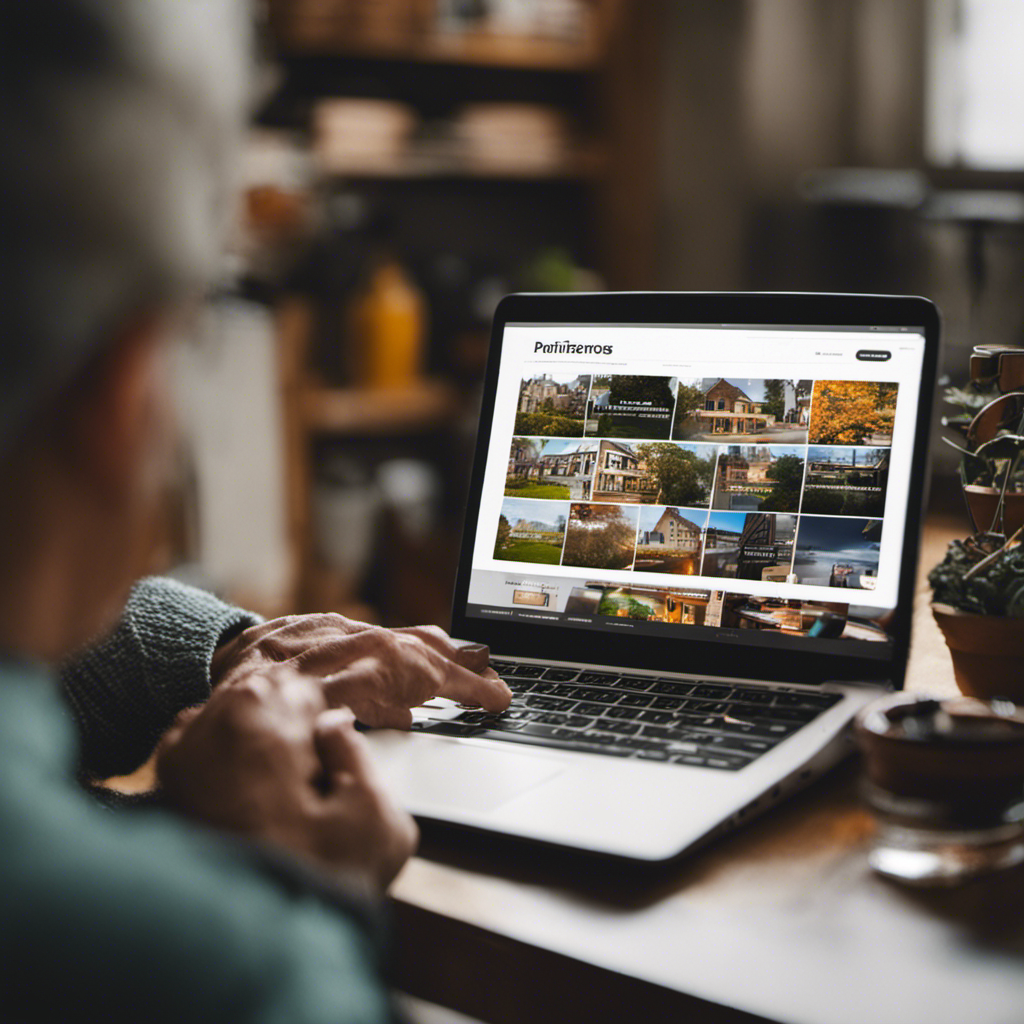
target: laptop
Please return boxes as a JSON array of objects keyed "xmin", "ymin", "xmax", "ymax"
[{"xmin": 365, "ymin": 292, "xmax": 940, "ymax": 862}]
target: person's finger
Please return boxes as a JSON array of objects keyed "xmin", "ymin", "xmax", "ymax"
[
  {"xmin": 272, "ymin": 666, "xmax": 328, "ymax": 720},
  {"xmin": 350, "ymin": 702, "xmax": 415, "ymax": 731},
  {"xmin": 394, "ymin": 625, "xmax": 492, "ymax": 675},
  {"xmin": 434, "ymin": 659, "xmax": 512, "ymax": 712},
  {"xmin": 314, "ymin": 707, "xmax": 379, "ymax": 784}
]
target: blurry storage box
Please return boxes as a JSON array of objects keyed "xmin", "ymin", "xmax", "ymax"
[
  {"xmin": 455, "ymin": 104, "xmax": 570, "ymax": 174},
  {"xmin": 313, "ymin": 99, "xmax": 418, "ymax": 173}
]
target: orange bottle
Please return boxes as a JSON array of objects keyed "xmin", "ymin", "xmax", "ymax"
[{"xmin": 347, "ymin": 257, "xmax": 426, "ymax": 389}]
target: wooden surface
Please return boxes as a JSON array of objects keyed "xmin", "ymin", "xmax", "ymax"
[{"xmin": 390, "ymin": 509, "xmax": 1024, "ymax": 1024}]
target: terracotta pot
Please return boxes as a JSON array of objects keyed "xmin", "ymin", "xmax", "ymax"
[
  {"xmin": 932, "ymin": 603, "xmax": 1024, "ymax": 700},
  {"xmin": 963, "ymin": 484, "xmax": 1024, "ymax": 536}
]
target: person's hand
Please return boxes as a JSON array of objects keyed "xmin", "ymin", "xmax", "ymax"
[
  {"xmin": 156, "ymin": 666, "xmax": 418, "ymax": 889},
  {"xmin": 212, "ymin": 614, "xmax": 512, "ymax": 729}
]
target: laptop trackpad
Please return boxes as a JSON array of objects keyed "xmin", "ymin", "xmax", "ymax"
[{"xmin": 381, "ymin": 741, "xmax": 566, "ymax": 815}]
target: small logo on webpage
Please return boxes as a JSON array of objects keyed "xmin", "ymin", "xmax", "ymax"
[{"xmin": 534, "ymin": 340, "xmax": 613, "ymax": 355}]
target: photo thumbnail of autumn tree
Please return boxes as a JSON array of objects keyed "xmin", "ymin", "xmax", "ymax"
[
  {"xmin": 808, "ymin": 381, "xmax": 899, "ymax": 446},
  {"xmin": 634, "ymin": 442, "xmax": 717, "ymax": 507},
  {"xmin": 561, "ymin": 503, "xmax": 640, "ymax": 570}
]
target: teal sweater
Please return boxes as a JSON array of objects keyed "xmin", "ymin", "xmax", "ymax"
[{"xmin": 0, "ymin": 579, "xmax": 395, "ymax": 1023}]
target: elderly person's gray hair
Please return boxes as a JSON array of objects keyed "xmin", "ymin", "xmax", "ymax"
[{"xmin": 0, "ymin": 0, "xmax": 251, "ymax": 455}]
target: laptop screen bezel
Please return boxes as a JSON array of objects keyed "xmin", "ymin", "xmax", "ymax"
[{"xmin": 450, "ymin": 292, "xmax": 940, "ymax": 689}]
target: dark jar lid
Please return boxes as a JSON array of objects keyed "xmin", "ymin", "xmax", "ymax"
[{"xmin": 855, "ymin": 693, "xmax": 1024, "ymax": 824}]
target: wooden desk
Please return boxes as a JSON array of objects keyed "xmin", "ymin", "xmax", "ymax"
[{"xmin": 390, "ymin": 512, "xmax": 1024, "ymax": 1024}]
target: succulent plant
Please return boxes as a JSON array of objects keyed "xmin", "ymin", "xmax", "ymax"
[{"xmin": 929, "ymin": 528, "xmax": 1024, "ymax": 615}]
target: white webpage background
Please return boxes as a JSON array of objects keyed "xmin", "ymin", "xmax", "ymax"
[{"xmin": 470, "ymin": 324, "xmax": 926, "ymax": 611}]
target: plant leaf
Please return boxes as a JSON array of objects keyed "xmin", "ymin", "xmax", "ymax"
[{"xmin": 972, "ymin": 434, "xmax": 1024, "ymax": 462}]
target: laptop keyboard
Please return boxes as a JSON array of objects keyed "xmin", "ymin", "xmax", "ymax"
[{"xmin": 411, "ymin": 662, "xmax": 843, "ymax": 771}]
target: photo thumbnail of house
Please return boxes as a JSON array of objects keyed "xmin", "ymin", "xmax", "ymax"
[
  {"xmin": 584, "ymin": 374, "xmax": 678, "ymax": 439},
  {"xmin": 801, "ymin": 446, "xmax": 890, "ymax": 517},
  {"xmin": 590, "ymin": 440, "xmax": 657, "ymax": 503},
  {"xmin": 561, "ymin": 502, "xmax": 640, "ymax": 571},
  {"xmin": 590, "ymin": 440, "xmax": 717, "ymax": 506},
  {"xmin": 505, "ymin": 437, "xmax": 598, "ymax": 500},
  {"xmin": 700, "ymin": 512, "xmax": 797, "ymax": 582},
  {"xmin": 493, "ymin": 497, "xmax": 569, "ymax": 565},
  {"xmin": 674, "ymin": 378, "xmax": 811, "ymax": 443},
  {"xmin": 513, "ymin": 373, "xmax": 591, "ymax": 437},
  {"xmin": 792, "ymin": 515, "xmax": 883, "ymax": 589},
  {"xmin": 711, "ymin": 445, "xmax": 805, "ymax": 513},
  {"xmin": 808, "ymin": 380, "xmax": 899, "ymax": 447},
  {"xmin": 634, "ymin": 505, "xmax": 708, "ymax": 575}
]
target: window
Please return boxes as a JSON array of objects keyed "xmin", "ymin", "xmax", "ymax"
[{"xmin": 927, "ymin": 0, "xmax": 1024, "ymax": 168}]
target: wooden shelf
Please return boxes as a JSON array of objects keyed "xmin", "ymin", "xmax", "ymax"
[
  {"xmin": 273, "ymin": 27, "xmax": 603, "ymax": 71},
  {"xmin": 299, "ymin": 379, "xmax": 461, "ymax": 434},
  {"xmin": 321, "ymin": 150, "xmax": 605, "ymax": 182}
]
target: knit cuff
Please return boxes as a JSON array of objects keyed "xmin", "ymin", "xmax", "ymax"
[{"xmin": 61, "ymin": 577, "xmax": 262, "ymax": 779}]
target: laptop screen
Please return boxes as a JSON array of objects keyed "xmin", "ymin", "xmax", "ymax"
[{"xmin": 461, "ymin": 318, "xmax": 928, "ymax": 664}]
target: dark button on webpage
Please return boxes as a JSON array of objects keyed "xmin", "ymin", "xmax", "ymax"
[{"xmin": 856, "ymin": 349, "xmax": 892, "ymax": 361}]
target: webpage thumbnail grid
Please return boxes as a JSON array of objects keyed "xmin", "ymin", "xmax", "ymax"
[{"xmin": 497, "ymin": 374, "xmax": 896, "ymax": 595}]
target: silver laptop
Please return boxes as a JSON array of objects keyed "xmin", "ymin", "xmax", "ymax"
[{"xmin": 365, "ymin": 292, "xmax": 939, "ymax": 862}]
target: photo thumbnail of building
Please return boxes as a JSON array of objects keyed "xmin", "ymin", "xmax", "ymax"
[
  {"xmin": 700, "ymin": 512, "xmax": 797, "ymax": 581},
  {"xmin": 634, "ymin": 505, "xmax": 708, "ymax": 575},
  {"xmin": 808, "ymin": 380, "xmax": 899, "ymax": 447},
  {"xmin": 505, "ymin": 437, "xmax": 598, "ymax": 500},
  {"xmin": 561, "ymin": 502, "xmax": 640, "ymax": 571},
  {"xmin": 713, "ymin": 595, "xmax": 888, "ymax": 641},
  {"xmin": 590, "ymin": 440, "xmax": 717, "ymax": 506},
  {"xmin": 590, "ymin": 440, "xmax": 658, "ymax": 503},
  {"xmin": 597, "ymin": 585, "xmax": 711, "ymax": 625},
  {"xmin": 711, "ymin": 445, "xmax": 805, "ymax": 513},
  {"xmin": 792, "ymin": 516, "xmax": 883, "ymax": 589},
  {"xmin": 514, "ymin": 373, "xmax": 591, "ymax": 437},
  {"xmin": 801, "ymin": 446, "xmax": 890, "ymax": 517},
  {"xmin": 584, "ymin": 374, "xmax": 678, "ymax": 439},
  {"xmin": 493, "ymin": 497, "xmax": 569, "ymax": 565},
  {"xmin": 674, "ymin": 378, "xmax": 811, "ymax": 443}
]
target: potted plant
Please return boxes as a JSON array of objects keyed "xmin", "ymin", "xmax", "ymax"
[
  {"xmin": 941, "ymin": 345, "xmax": 1024, "ymax": 536},
  {"xmin": 932, "ymin": 344, "xmax": 1024, "ymax": 698},
  {"xmin": 930, "ymin": 529, "xmax": 1024, "ymax": 699}
]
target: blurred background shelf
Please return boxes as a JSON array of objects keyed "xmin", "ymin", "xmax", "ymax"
[
  {"xmin": 176, "ymin": 0, "xmax": 1024, "ymax": 630},
  {"xmin": 225, "ymin": 0, "xmax": 660, "ymax": 624},
  {"xmin": 321, "ymin": 150, "xmax": 605, "ymax": 181},
  {"xmin": 271, "ymin": 28, "xmax": 606, "ymax": 70},
  {"xmin": 268, "ymin": 0, "xmax": 623, "ymax": 69},
  {"xmin": 299, "ymin": 380, "xmax": 461, "ymax": 434}
]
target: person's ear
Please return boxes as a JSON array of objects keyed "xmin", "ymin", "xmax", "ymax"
[{"xmin": 68, "ymin": 314, "xmax": 170, "ymax": 502}]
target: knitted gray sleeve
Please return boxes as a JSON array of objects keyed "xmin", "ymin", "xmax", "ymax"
[{"xmin": 59, "ymin": 577, "xmax": 262, "ymax": 779}]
